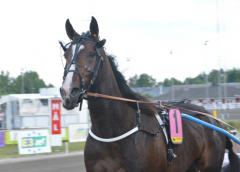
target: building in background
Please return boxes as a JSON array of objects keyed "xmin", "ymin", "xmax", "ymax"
[
  {"xmin": 133, "ymin": 83, "xmax": 240, "ymax": 120},
  {"xmin": 1, "ymin": 83, "xmax": 239, "ymax": 130},
  {"xmin": 0, "ymin": 88, "xmax": 89, "ymax": 130}
]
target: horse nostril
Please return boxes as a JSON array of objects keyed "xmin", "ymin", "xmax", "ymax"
[
  {"xmin": 65, "ymin": 98, "xmax": 70, "ymax": 105},
  {"xmin": 71, "ymin": 87, "xmax": 80, "ymax": 97},
  {"xmin": 60, "ymin": 87, "xmax": 66, "ymax": 98}
]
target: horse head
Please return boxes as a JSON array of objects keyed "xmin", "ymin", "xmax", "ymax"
[{"xmin": 60, "ymin": 17, "xmax": 106, "ymax": 110}]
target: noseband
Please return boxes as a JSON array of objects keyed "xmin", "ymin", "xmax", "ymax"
[{"xmin": 61, "ymin": 34, "xmax": 104, "ymax": 106}]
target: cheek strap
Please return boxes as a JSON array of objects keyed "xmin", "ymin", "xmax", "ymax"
[{"xmin": 87, "ymin": 48, "xmax": 104, "ymax": 90}]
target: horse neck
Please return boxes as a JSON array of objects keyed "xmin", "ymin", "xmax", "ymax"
[{"xmin": 87, "ymin": 58, "xmax": 136, "ymax": 138}]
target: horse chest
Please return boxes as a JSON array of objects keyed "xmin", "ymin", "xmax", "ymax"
[
  {"xmin": 88, "ymin": 157, "xmax": 126, "ymax": 172},
  {"xmin": 85, "ymin": 141, "xmax": 167, "ymax": 172}
]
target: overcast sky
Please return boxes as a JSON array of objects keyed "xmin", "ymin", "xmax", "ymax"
[{"xmin": 0, "ymin": 0, "xmax": 239, "ymax": 87}]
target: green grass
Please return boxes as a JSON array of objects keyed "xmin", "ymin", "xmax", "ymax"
[
  {"xmin": 0, "ymin": 144, "xmax": 19, "ymax": 159},
  {"xmin": 0, "ymin": 142, "xmax": 85, "ymax": 159},
  {"xmin": 0, "ymin": 121, "xmax": 239, "ymax": 160},
  {"xmin": 226, "ymin": 120, "xmax": 240, "ymax": 132},
  {"xmin": 52, "ymin": 142, "xmax": 85, "ymax": 153}
]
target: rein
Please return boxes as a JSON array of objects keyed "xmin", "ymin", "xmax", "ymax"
[
  {"xmin": 86, "ymin": 92, "xmax": 235, "ymax": 130},
  {"xmin": 86, "ymin": 92, "xmax": 158, "ymax": 104}
]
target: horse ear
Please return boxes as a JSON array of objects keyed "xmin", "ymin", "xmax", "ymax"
[
  {"xmin": 96, "ymin": 39, "xmax": 106, "ymax": 48},
  {"xmin": 90, "ymin": 16, "xmax": 99, "ymax": 38},
  {"xmin": 65, "ymin": 19, "xmax": 79, "ymax": 40},
  {"xmin": 59, "ymin": 41, "xmax": 67, "ymax": 51}
]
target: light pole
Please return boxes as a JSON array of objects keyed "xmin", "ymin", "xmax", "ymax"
[
  {"xmin": 169, "ymin": 50, "xmax": 175, "ymax": 101},
  {"xmin": 21, "ymin": 68, "xmax": 25, "ymax": 94},
  {"xmin": 203, "ymin": 40, "xmax": 209, "ymax": 101}
]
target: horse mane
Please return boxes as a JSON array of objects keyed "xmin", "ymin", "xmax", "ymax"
[{"xmin": 107, "ymin": 55, "xmax": 157, "ymax": 115}]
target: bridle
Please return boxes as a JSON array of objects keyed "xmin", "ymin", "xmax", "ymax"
[{"xmin": 60, "ymin": 33, "xmax": 105, "ymax": 106}]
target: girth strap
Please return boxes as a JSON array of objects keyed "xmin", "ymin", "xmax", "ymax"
[
  {"xmin": 89, "ymin": 126, "xmax": 139, "ymax": 143},
  {"xmin": 155, "ymin": 113, "xmax": 169, "ymax": 144}
]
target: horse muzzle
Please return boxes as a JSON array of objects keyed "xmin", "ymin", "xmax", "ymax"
[{"xmin": 60, "ymin": 87, "xmax": 83, "ymax": 110}]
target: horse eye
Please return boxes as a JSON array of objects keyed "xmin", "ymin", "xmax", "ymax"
[
  {"xmin": 63, "ymin": 53, "xmax": 67, "ymax": 59},
  {"xmin": 63, "ymin": 50, "xmax": 70, "ymax": 59},
  {"xmin": 63, "ymin": 70, "xmax": 67, "ymax": 78},
  {"xmin": 89, "ymin": 52, "xmax": 97, "ymax": 58}
]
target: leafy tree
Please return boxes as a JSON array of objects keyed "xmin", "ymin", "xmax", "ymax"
[
  {"xmin": 226, "ymin": 68, "xmax": 240, "ymax": 83},
  {"xmin": 171, "ymin": 77, "xmax": 182, "ymax": 85},
  {"xmin": 0, "ymin": 70, "xmax": 53, "ymax": 95},
  {"xmin": 162, "ymin": 78, "xmax": 172, "ymax": 87},
  {"xmin": 156, "ymin": 81, "xmax": 163, "ymax": 86},
  {"xmin": 135, "ymin": 73, "xmax": 156, "ymax": 87},
  {"xmin": 128, "ymin": 73, "xmax": 156, "ymax": 87},
  {"xmin": 0, "ymin": 71, "xmax": 12, "ymax": 95},
  {"xmin": 184, "ymin": 73, "xmax": 206, "ymax": 85},
  {"xmin": 127, "ymin": 68, "xmax": 240, "ymax": 88},
  {"xmin": 208, "ymin": 69, "xmax": 220, "ymax": 86},
  {"xmin": 163, "ymin": 77, "xmax": 182, "ymax": 86},
  {"xmin": 13, "ymin": 71, "xmax": 49, "ymax": 93},
  {"xmin": 128, "ymin": 74, "xmax": 138, "ymax": 87}
]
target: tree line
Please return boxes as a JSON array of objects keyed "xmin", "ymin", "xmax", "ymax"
[
  {"xmin": 0, "ymin": 71, "xmax": 53, "ymax": 96},
  {"xmin": 1, "ymin": 68, "xmax": 240, "ymax": 96},
  {"xmin": 128, "ymin": 68, "xmax": 240, "ymax": 87}
]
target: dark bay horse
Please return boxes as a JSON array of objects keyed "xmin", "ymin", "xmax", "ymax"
[{"xmin": 59, "ymin": 17, "xmax": 240, "ymax": 172}]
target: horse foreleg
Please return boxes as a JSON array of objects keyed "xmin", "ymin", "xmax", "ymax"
[
  {"xmin": 185, "ymin": 164, "xmax": 199, "ymax": 172},
  {"xmin": 85, "ymin": 157, "xmax": 127, "ymax": 172}
]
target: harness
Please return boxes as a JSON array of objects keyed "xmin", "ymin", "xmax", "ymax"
[
  {"xmin": 61, "ymin": 35, "xmax": 170, "ymax": 144},
  {"xmin": 60, "ymin": 34, "xmax": 238, "ymax": 161},
  {"xmin": 60, "ymin": 33, "xmax": 104, "ymax": 109},
  {"xmin": 62, "ymin": 35, "xmax": 104, "ymax": 93}
]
